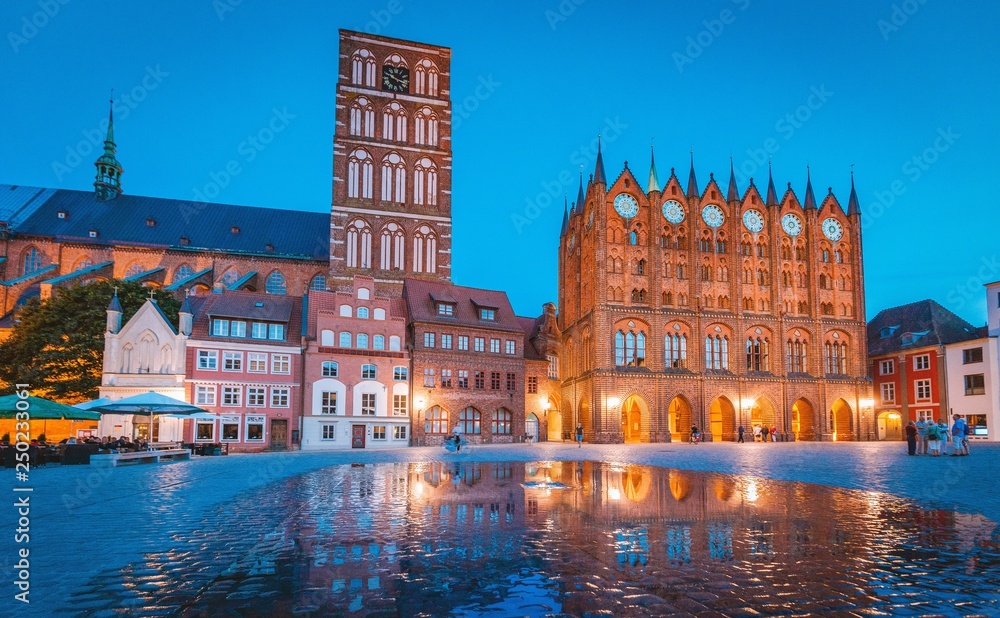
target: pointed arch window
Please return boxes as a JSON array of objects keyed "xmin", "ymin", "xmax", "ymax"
[
  {"xmin": 382, "ymin": 102, "xmax": 408, "ymax": 142},
  {"xmin": 824, "ymin": 341, "xmax": 849, "ymax": 374},
  {"xmin": 346, "ymin": 220, "xmax": 373, "ymax": 268},
  {"xmin": 219, "ymin": 267, "xmax": 239, "ymax": 288},
  {"xmin": 413, "ymin": 158, "xmax": 439, "ymax": 206},
  {"xmin": 265, "ymin": 271, "xmax": 287, "ymax": 295},
  {"xmin": 458, "ymin": 407, "xmax": 481, "ymax": 434},
  {"xmin": 173, "ymin": 264, "xmax": 193, "ymax": 283},
  {"xmin": 380, "ymin": 222, "xmax": 406, "ymax": 271},
  {"xmin": 787, "ymin": 337, "xmax": 808, "ymax": 373},
  {"xmin": 414, "ymin": 58, "xmax": 440, "ymax": 96},
  {"xmin": 665, "ymin": 333, "xmax": 688, "ymax": 368},
  {"xmin": 349, "ymin": 97, "xmax": 376, "ymax": 138},
  {"xmin": 415, "ymin": 106, "xmax": 439, "ymax": 146},
  {"xmin": 412, "ymin": 225, "xmax": 436, "ymax": 274},
  {"xmin": 351, "ymin": 49, "xmax": 377, "ymax": 86},
  {"xmin": 73, "ymin": 256, "xmax": 93, "ymax": 272},
  {"xmin": 380, "ymin": 152, "xmax": 407, "ymax": 203},
  {"xmin": 347, "ymin": 149, "xmax": 373, "ymax": 199},
  {"xmin": 614, "ymin": 328, "xmax": 646, "ymax": 367},
  {"xmin": 746, "ymin": 337, "xmax": 769, "ymax": 372},
  {"xmin": 309, "ymin": 274, "xmax": 326, "ymax": 291},
  {"xmin": 121, "ymin": 345, "xmax": 133, "ymax": 373},
  {"xmin": 705, "ymin": 334, "xmax": 729, "ymax": 370}
]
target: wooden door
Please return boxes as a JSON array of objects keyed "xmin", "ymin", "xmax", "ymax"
[
  {"xmin": 352, "ymin": 425, "xmax": 366, "ymax": 448},
  {"xmin": 270, "ymin": 419, "xmax": 287, "ymax": 448}
]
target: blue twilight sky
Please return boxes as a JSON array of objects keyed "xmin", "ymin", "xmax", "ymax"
[{"xmin": 1, "ymin": 0, "xmax": 998, "ymax": 325}]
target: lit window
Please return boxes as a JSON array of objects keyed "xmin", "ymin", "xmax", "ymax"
[
  {"xmin": 321, "ymin": 392, "xmax": 338, "ymax": 414},
  {"xmin": 271, "ymin": 354, "xmax": 291, "ymax": 374},
  {"xmin": 361, "ymin": 393, "xmax": 376, "ymax": 415},
  {"xmin": 248, "ymin": 353, "xmax": 267, "ymax": 373},
  {"xmin": 393, "ymin": 394, "xmax": 408, "ymax": 416}
]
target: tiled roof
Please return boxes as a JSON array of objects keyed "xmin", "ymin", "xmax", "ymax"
[
  {"xmin": 868, "ymin": 299, "xmax": 981, "ymax": 357},
  {"xmin": 2, "ymin": 184, "xmax": 329, "ymax": 260},
  {"xmin": 517, "ymin": 315, "xmax": 545, "ymax": 361},
  {"xmin": 189, "ymin": 291, "xmax": 302, "ymax": 346},
  {"xmin": 403, "ymin": 279, "xmax": 522, "ymax": 333}
]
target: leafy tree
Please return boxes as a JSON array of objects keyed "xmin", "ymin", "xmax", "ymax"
[{"xmin": 0, "ymin": 280, "xmax": 181, "ymax": 403}]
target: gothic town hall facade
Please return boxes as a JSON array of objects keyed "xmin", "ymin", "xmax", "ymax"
[{"xmin": 558, "ymin": 148, "xmax": 868, "ymax": 443}]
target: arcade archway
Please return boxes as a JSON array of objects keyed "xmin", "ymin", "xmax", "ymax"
[
  {"xmin": 791, "ymin": 398, "xmax": 815, "ymax": 441},
  {"xmin": 830, "ymin": 398, "xmax": 853, "ymax": 441},
  {"xmin": 876, "ymin": 411, "xmax": 902, "ymax": 441},
  {"xmin": 621, "ymin": 395, "xmax": 649, "ymax": 443},
  {"xmin": 748, "ymin": 397, "xmax": 778, "ymax": 438},
  {"xmin": 708, "ymin": 396, "xmax": 736, "ymax": 441},
  {"xmin": 667, "ymin": 396, "xmax": 692, "ymax": 442}
]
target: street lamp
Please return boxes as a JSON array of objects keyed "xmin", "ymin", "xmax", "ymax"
[
  {"xmin": 415, "ymin": 397, "xmax": 425, "ymax": 446},
  {"xmin": 860, "ymin": 397, "xmax": 874, "ymax": 441}
]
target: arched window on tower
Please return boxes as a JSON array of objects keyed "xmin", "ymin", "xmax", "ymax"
[
  {"xmin": 381, "ymin": 153, "xmax": 407, "ymax": 203},
  {"xmin": 382, "ymin": 102, "xmax": 408, "ymax": 142},
  {"xmin": 351, "ymin": 49, "xmax": 377, "ymax": 86},
  {"xmin": 414, "ymin": 107, "xmax": 439, "ymax": 146},
  {"xmin": 413, "ymin": 158, "xmax": 438, "ymax": 206},
  {"xmin": 380, "ymin": 222, "xmax": 406, "ymax": 271},
  {"xmin": 414, "ymin": 58, "xmax": 440, "ymax": 96},
  {"xmin": 347, "ymin": 149, "xmax": 373, "ymax": 199},
  {"xmin": 346, "ymin": 219, "xmax": 373, "ymax": 269},
  {"xmin": 412, "ymin": 225, "xmax": 436, "ymax": 274},
  {"xmin": 349, "ymin": 97, "xmax": 375, "ymax": 138}
]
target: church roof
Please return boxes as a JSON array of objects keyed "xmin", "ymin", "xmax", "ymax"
[{"xmin": 1, "ymin": 184, "xmax": 329, "ymax": 261}]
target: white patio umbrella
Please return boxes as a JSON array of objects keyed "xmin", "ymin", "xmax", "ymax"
[{"xmin": 89, "ymin": 392, "xmax": 206, "ymax": 448}]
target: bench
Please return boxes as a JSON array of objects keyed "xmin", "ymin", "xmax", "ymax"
[{"xmin": 90, "ymin": 448, "xmax": 192, "ymax": 468}]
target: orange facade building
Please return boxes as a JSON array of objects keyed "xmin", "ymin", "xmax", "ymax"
[{"xmin": 558, "ymin": 151, "xmax": 870, "ymax": 442}]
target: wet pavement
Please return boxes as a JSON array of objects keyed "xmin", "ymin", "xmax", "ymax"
[{"xmin": 5, "ymin": 441, "xmax": 1000, "ymax": 617}]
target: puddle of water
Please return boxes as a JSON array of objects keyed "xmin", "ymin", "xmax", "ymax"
[{"xmin": 69, "ymin": 461, "xmax": 1000, "ymax": 616}]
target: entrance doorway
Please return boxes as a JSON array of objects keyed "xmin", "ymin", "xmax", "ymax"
[
  {"xmin": 621, "ymin": 396, "xmax": 646, "ymax": 443},
  {"xmin": 270, "ymin": 419, "xmax": 287, "ymax": 449},
  {"xmin": 525, "ymin": 413, "xmax": 539, "ymax": 443},
  {"xmin": 351, "ymin": 425, "xmax": 366, "ymax": 448},
  {"xmin": 830, "ymin": 398, "xmax": 853, "ymax": 441},
  {"xmin": 708, "ymin": 397, "xmax": 736, "ymax": 441},
  {"xmin": 667, "ymin": 396, "xmax": 691, "ymax": 441},
  {"xmin": 791, "ymin": 398, "xmax": 814, "ymax": 441},
  {"xmin": 877, "ymin": 411, "xmax": 902, "ymax": 440}
]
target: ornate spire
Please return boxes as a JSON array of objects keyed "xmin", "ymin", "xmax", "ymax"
[
  {"xmin": 803, "ymin": 166, "xmax": 816, "ymax": 210},
  {"xmin": 765, "ymin": 160, "xmax": 778, "ymax": 206},
  {"xmin": 686, "ymin": 151, "xmax": 699, "ymax": 197},
  {"xmin": 574, "ymin": 171, "xmax": 585, "ymax": 214},
  {"xmin": 560, "ymin": 196, "xmax": 569, "ymax": 236},
  {"xmin": 594, "ymin": 135, "xmax": 607, "ymax": 185},
  {"xmin": 647, "ymin": 145, "xmax": 661, "ymax": 193},
  {"xmin": 847, "ymin": 167, "xmax": 861, "ymax": 216},
  {"xmin": 94, "ymin": 97, "xmax": 123, "ymax": 201},
  {"xmin": 727, "ymin": 157, "xmax": 739, "ymax": 202}
]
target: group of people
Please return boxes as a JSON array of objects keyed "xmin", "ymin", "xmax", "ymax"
[
  {"xmin": 736, "ymin": 425, "xmax": 779, "ymax": 443},
  {"xmin": 905, "ymin": 415, "xmax": 972, "ymax": 456}
]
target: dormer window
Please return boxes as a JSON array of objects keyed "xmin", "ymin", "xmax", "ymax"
[
  {"xmin": 879, "ymin": 326, "xmax": 899, "ymax": 339},
  {"xmin": 231, "ymin": 226, "xmax": 240, "ymax": 235},
  {"xmin": 479, "ymin": 308, "xmax": 496, "ymax": 321},
  {"xmin": 179, "ymin": 237, "xmax": 190, "ymax": 246},
  {"xmin": 89, "ymin": 230, "xmax": 99, "ymax": 238},
  {"xmin": 437, "ymin": 302, "xmax": 455, "ymax": 317},
  {"xmin": 900, "ymin": 332, "xmax": 915, "ymax": 346},
  {"xmin": 146, "ymin": 218, "xmax": 156, "ymax": 227},
  {"xmin": 57, "ymin": 211, "xmax": 67, "ymax": 219},
  {"xmin": 265, "ymin": 243, "xmax": 274, "ymax": 254}
]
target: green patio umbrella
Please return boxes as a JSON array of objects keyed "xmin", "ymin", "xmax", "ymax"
[{"xmin": 0, "ymin": 395, "xmax": 101, "ymax": 420}]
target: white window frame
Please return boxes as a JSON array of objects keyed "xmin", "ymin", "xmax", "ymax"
[
  {"xmin": 373, "ymin": 425, "xmax": 387, "ymax": 440},
  {"xmin": 393, "ymin": 394, "xmax": 408, "ymax": 416},
  {"xmin": 195, "ymin": 420, "xmax": 215, "ymax": 442},
  {"xmin": 393, "ymin": 425, "xmax": 408, "ymax": 440},
  {"xmin": 222, "ymin": 385, "xmax": 242, "ymax": 406},
  {"xmin": 212, "ymin": 319, "xmax": 229, "ymax": 337},
  {"xmin": 271, "ymin": 386, "xmax": 290, "ymax": 408},
  {"xmin": 230, "ymin": 321, "xmax": 247, "ymax": 338},
  {"xmin": 914, "ymin": 354, "xmax": 930, "ymax": 371},
  {"xmin": 915, "ymin": 378, "xmax": 932, "ymax": 402},
  {"xmin": 880, "ymin": 382, "xmax": 895, "ymax": 404},
  {"xmin": 251, "ymin": 322, "xmax": 267, "ymax": 339},
  {"xmin": 361, "ymin": 364, "xmax": 377, "ymax": 380},
  {"xmin": 196, "ymin": 385, "xmax": 217, "ymax": 406},
  {"xmin": 393, "ymin": 366, "xmax": 407, "ymax": 381},
  {"xmin": 322, "ymin": 361, "xmax": 339, "ymax": 377},
  {"xmin": 247, "ymin": 386, "xmax": 266, "ymax": 407},
  {"xmin": 198, "ymin": 350, "xmax": 218, "ymax": 371},
  {"xmin": 361, "ymin": 393, "xmax": 376, "ymax": 416},
  {"xmin": 222, "ymin": 351, "xmax": 243, "ymax": 372},
  {"xmin": 879, "ymin": 359, "xmax": 894, "ymax": 375},
  {"xmin": 245, "ymin": 415, "xmax": 265, "ymax": 441},
  {"xmin": 505, "ymin": 340, "xmax": 516, "ymax": 355},
  {"xmin": 320, "ymin": 391, "xmax": 338, "ymax": 415},
  {"xmin": 321, "ymin": 424, "xmax": 337, "ymax": 440},
  {"xmin": 248, "ymin": 352, "xmax": 268, "ymax": 373},
  {"xmin": 220, "ymin": 414, "xmax": 241, "ymax": 442},
  {"xmin": 271, "ymin": 354, "xmax": 291, "ymax": 375}
]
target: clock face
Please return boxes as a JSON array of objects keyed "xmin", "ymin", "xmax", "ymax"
[
  {"xmin": 701, "ymin": 204, "xmax": 725, "ymax": 228},
  {"xmin": 662, "ymin": 200, "xmax": 685, "ymax": 224},
  {"xmin": 381, "ymin": 66, "xmax": 410, "ymax": 93},
  {"xmin": 613, "ymin": 193, "xmax": 639, "ymax": 219},
  {"xmin": 742, "ymin": 209, "xmax": 765, "ymax": 233},
  {"xmin": 822, "ymin": 218, "xmax": 844, "ymax": 241},
  {"xmin": 781, "ymin": 213, "xmax": 803, "ymax": 236}
]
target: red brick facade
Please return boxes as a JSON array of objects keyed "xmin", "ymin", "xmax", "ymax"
[
  {"xmin": 329, "ymin": 30, "xmax": 453, "ymax": 296},
  {"xmin": 559, "ymin": 162, "xmax": 870, "ymax": 443}
]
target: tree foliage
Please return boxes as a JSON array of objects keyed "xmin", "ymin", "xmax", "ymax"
[{"xmin": 0, "ymin": 280, "xmax": 181, "ymax": 403}]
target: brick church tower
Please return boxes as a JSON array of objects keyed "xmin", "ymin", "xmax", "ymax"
[
  {"xmin": 330, "ymin": 30, "xmax": 453, "ymax": 296},
  {"xmin": 558, "ymin": 145, "xmax": 870, "ymax": 443}
]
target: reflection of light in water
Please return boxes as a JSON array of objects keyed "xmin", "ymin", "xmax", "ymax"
[
  {"xmin": 608, "ymin": 487, "xmax": 621, "ymax": 500},
  {"xmin": 744, "ymin": 480, "xmax": 759, "ymax": 503},
  {"xmin": 413, "ymin": 481, "xmax": 424, "ymax": 498}
]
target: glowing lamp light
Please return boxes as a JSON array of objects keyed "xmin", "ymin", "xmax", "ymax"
[
  {"xmin": 740, "ymin": 398, "xmax": 755, "ymax": 411},
  {"xmin": 608, "ymin": 397, "xmax": 621, "ymax": 407},
  {"xmin": 416, "ymin": 397, "xmax": 425, "ymax": 408},
  {"xmin": 608, "ymin": 487, "xmax": 621, "ymax": 500}
]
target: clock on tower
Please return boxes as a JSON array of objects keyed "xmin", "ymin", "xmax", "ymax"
[{"xmin": 382, "ymin": 66, "xmax": 410, "ymax": 93}]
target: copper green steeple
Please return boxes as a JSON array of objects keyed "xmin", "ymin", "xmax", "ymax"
[{"xmin": 94, "ymin": 97, "xmax": 123, "ymax": 201}]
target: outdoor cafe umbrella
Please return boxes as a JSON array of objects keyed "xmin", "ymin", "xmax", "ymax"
[
  {"xmin": 0, "ymin": 395, "xmax": 100, "ymax": 440},
  {"xmin": 89, "ymin": 392, "xmax": 206, "ymax": 445}
]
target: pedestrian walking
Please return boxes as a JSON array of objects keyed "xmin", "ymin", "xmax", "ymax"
[
  {"xmin": 962, "ymin": 420, "xmax": 972, "ymax": 455},
  {"xmin": 770, "ymin": 425, "xmax": 777, "ymax": 442},
  {"xmin": 753, "ymin": 425, "xmax": 761, "ymax": 442},
  {"xmin": 905, "ymin": 421, "xmax": 917, "ymax": 455},
  {"xmin": 915, "ymin": 418, "xmax": 929, "ymax": 455},
  {"xmin": 761, "ymin": 425, "xmax": 770, "ymax": 442},
  {"xmin": 575, "ymin": 424, "xmax": 583, "ymax": 448},
  {"xmin": 737, "ymin": 425, "xmax": 745, "ymax": 443}
]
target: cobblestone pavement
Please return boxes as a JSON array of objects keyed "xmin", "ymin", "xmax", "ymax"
[{"xmin": 3, "ymin": 440, "xmax": 998, "ymax": 616}]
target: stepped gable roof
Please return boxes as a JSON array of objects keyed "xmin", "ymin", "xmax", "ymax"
[
  {"xmin": 867, "ymin": 299, "xmax": 981, "ymax": 357},
  {"xmin": 1, "ymin": 184, "xmax": 329, "ymax": 261},
  {"xmin": 189, "ymin": 291, "xmax": 302, "ymax": 346},
  {"xmin": 404, "ymin": 278, "xmax": 522, "ymax": 333}
]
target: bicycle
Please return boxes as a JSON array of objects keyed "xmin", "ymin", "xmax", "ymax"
[{"xmin": 443, "ymin": 435, "xmax": 472, "ymax": 454}]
